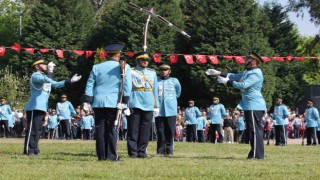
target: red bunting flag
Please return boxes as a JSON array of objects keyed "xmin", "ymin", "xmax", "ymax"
[
  {"xmin": 24, "ymin": 48, "xmax": 35, "ymax": 54},
  {"xmin": 10, "ymin": 43, "xmax": 21, "ymax": 52},
  {"xmin": 39, "ymin": 48, "xmax": 49, "ymax": 53},
  {"xmin": 169, "ymin": 54, "xmax": 178, "ymax": 64},
  {"xmin": 72, "ymin": 50, "xmax": 85, "ymax": 56},
  {"xmin": 195, "ymin": 55, "xmax": 207, "ymax": 64},
  {"xmin": 98, "ymin": 51, "xmax": 106, "ymax": 59},
  {"xmin": 295, "ymin": 57, "xmax": 304, "ymax": 61},
  {"xmin": 85, "ymin": 51, "xmax": 94, "ymax": 59},
  {"xmin": 261, "ymin": 57, "xmax": 271, "ymax": 62},
  {"xmin": 222, "ymin": 55, "xmax": 233, "ymax": 61},
  {"xmin": 0, "ymin": 46, "xmax": 6, "ymax": 56},
  {"xmin": 285, "ymin": 55, "xmax": 293, "ymax": 61},
  {"xmin": 152, "ymin": 53, "xmax": 161, "ymax": 63},
  {"xmin": 234, "ymin": 56, "xmax": 245, "ymax": 64},
  {"xmin": 273, "ymin": 56, "xmax": 284, "ymax": 62},
  {"xmin": 55, "ymin": 49, "xmax": 64, "ymax": 59},
  {"xmin": 208, "ymin": 55, "xmax": 218, "ymax": 64},
  {"xmin": 183, "ymin": 54, "xmax": 193, "ymax": 64},
  {"xmin": 127, "ymin": 52, "xmax": 135, "ymax": 58}
]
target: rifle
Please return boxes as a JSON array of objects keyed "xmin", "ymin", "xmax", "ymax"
[{"xmin": 114, "ymin": 60, "xmax": 126, "ymax": 130}]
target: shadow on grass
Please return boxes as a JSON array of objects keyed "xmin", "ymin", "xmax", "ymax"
[{"xmin": 149, "ymin": 154, "xmax": 240, "ymax": 160}]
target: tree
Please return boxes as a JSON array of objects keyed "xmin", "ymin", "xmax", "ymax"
[{"xmin": 288, "ymin": 0, "xmax": 320, "ymax": 26}]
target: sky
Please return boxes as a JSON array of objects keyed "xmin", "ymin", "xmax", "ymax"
[{"xmin": 257, "ymin": 0, "xmax": 319, "ymax": 36}]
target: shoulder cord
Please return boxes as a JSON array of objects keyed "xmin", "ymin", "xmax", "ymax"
[
  {"xmin": 30, "ymin": 73, "xmax": 44, "ymax": 91},
  {"xmin": 133, "ymin": 69, "xmax": 156, "ymax": 108}
]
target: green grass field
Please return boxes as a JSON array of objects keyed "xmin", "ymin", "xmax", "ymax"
[{"xmin": 0, "ymin": 138, "xmax": 319, "ymax": 179}]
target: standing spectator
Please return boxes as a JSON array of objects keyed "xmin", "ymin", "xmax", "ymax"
[
  {"xmin": 292, "ymin": 114, "xmax": 302, "ymax": 139},
  {"xmin": 304, "ymin": 100, "xmax": 319, "ymax": 146},
  {"xmin": 264, "ymin": 116, "xmax": 271, "ymax": 145},
  {"xmin": 237, "ymin": 110, "xmax": 246, "ymax": 143},
  {"xmin": 184, "ymin": 100, "xmax": 201, "ymax": 142},
  {"xmin": 84, "ymin": 43, "xmax": 132, "ymax": 161},
  {"xmin": 207, "ymin": 51, "xmax": 267, "ymax": 159},
  {"xmin": 56, "ymin": 94, "xmax": 76, "ymax": 140},
  {"xmin": 223, "ymin": 114, "xmax": 234, "ymax": 143},
  {"xmin": 196, "ymin": 112, "xmax": 207, "ymax": 142},
  {"xmin": 48, "ymin": 109, "xmax": 58, "ymax": 139},
  {"xmin": 207, "ymin": 97, "xmax": 227, "ymax": 143},
  {"xmin": 80, "ymin": 111, "xmax": 94, "ymax": 140},
  {"xmin": 155, "ymin": 62, "xmax": 181, "ymax": 155},
  {"xmin": 23, "ymin": 57, "xmax": 81, "ymax": 155},
  {"xmin": 273, "ymin": 98, "xmax": 289, "ymax": 146},
  {"xmin": 0, "ymin": 98, "xmax": 12, "ymax": 138}
]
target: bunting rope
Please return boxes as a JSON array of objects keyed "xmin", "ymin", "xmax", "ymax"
[{"xmin": 0, "ymin": 43, "xmax": 318, "ymax": 65}]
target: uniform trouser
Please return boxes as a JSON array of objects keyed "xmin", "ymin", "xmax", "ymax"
[
  {"xmin": 275, "ymin": 125, "xmax": 286, "ymax": 145},
  {"xmin": 0, "ymin": 120, "xmax": 11, "ymax": 137},
  {"xmin": 24, "ymin": 110, "xmax": 45, "ymax": 155},
  {"xmin": 244, "ymin": 110, "xmax": 264, "ymax": 159},
  {"xmin": 224, "ymin": 127, "xmax": 233, "ymax": 143},
  {"xmin": 127, "ymin": 108, "xmax": 153, "ymax": 158},
  {"xmin": 83, "ymin": 129, "xmax": 91, "ymax": 140},
  {"xmin": 209, "ymin": 124, "xmax": 223, "ymax": 143},
  {"xmin": 197, "ymin": 130, "xmax": 204, "ymax": 142},
  {"xmin": 293, "ymin": 125, "xmax": 300, "ymax": 138},
  {"xmin": 265, "ymin": 130, "xmax": 271, "ymax": 142},
  {"xmin": 94, "ymin": 108, "xmax": 119, "ymax": 161},
  {"xmin": 60, "ymin": 120, "xmax": 71, "ymax": 140},
  {"xmin": 155, "ymin": 116, "xmax": 176, "ymax": 154},
  {"xmin": 186, "ymin": 124, "xmax": 197, "ymax": 142},
  {"xmin": 238, "ymin": 130, "xmax": 244, "ymax": 143},
  {"xmin": 49, "ymin": 128, "xmax": 55, "ymax": 139},
  {"xmin": 306, "ymin": 127, "xmax": 318, "ymax": 145}
]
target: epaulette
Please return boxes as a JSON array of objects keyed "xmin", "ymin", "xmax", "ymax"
[{"xmin": 147, "ymin": 68, "xmax": 155, "ymax": 71}]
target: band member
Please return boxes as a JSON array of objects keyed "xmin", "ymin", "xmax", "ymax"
[
  {"xmin": 304, "ymin": 100, "xmax": 319, "ymax": 146},
  {"xmin": 155, "ymin": 62, "xmax": 181, "ymax": 155},
  {"xmin": 0, "ymin": 98, "xmax": 12, "ymax": 138},
  {"xmin": 56, "ymin": 94, "xmax": 76, "ymax": 140},
  {"xmin": 48, "ymin": 109, "xmax": 58, "ymax": 139},
  {"xmin": 207, "ymin": 97, "xmax": 227, "ymax": 143},
  {"xmin": 84, "ymin": 44, "xmax": 132, "ymax": 161},
  {"xmin": 127, "ymin": 52, "xmax": 159, "ymax": 158},
  {"xmin": 206, "ymin": 51, "xmax": 266, "ymax": 159},
  {"xmin": 80, "ymin": 110, "xmax": 94, "ymax": 140},
  {"xmin": 273, "ymin": 98, "xmax": 289, "ymax": 146},
  {"xmin": 184, "ymin": 100, "xmax": 201, "ymax": 142},
  {"xmin": 23, "ymin": 57, "xmax": 81, "ymax": 155}
]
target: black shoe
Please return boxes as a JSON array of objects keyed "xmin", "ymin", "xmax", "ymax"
[{"xmin": 129, "ymin": 155, "xmax": 137, "ymax": 158}]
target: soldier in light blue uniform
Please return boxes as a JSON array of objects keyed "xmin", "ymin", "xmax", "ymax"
[
  {"xmin": 207, "ymin": 97, "xmax": 227, "ymax": 143},
  {"xmin": 273, "ymin": 98, "xmax": 289, "ymax": 146},
  {"xmin": 304, "ymin": 99, "xmax": 319, "ymax": 146},
  {"xmin": 185, "ymin": 100, "xmax": 201, "ymax": 142},
  {"xmin": 127, "ymin": 51, "xmax": 159, "ymax": 158},
  {"xmin": 23, "ymin": 57, "xmax": 81, "ymax": 155},
  {"xmin": 56, "ymin": 94, "xmax": 76, "ymax": 140},
  {"xmin": 80, "ymin": 111, "xmax": 94, "ymax": 140},
  {"xmin": 237, "ymin": 110, "xmax": 246, "ymax": 142},
  {"xmin": 84, "ymin": 44, "xmax": 132, "ymax": 161},
  {"xmin": 155, "ymin": 62, "xmax": 181, "ymax": 155},
  {"xmin": 196, "ymin": 112, "xmax": 207, "ymax": 142},
  {"xmin": 0, "ymin": 98, "xmax": 12, "ymax": 138},
  {"xmin": 48, "ymin": 109, "xmax": 58, "ymax": 139},
  {"xmin": 207, "ymin": 51, "xmax": 266, "ymax": 159}
]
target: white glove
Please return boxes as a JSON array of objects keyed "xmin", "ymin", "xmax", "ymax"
[
  {"xmin": 48, "ymin": 62, "xmax": 56, "ymax": 72},
  {"xmin": 153, "ymin": 108, "xmax": 160, "ymax": 117},
  {"xmin": 117, "ymin": 103, "xmax": 127, "ymax": 110},
  {"xmin": 83, "ymin": 102, "xmax": 92, "ymax": 112},
  {"xmin": 58, "ymin": 116, "xmax": 63, "ymax": 120},
  {"xmin": 205, "ymin": 69, "xmax": 220, "ymax": 76},
  {"xmin": 71, "ymin": 74, "xmax": 82, "ymax": 83},
  {"xmin": 123, "ymin": 108, "xmax": 131, "ymax": 116},
  {"xmin": 217, "ymin": 76, "xmax": 229, "ymax": 85}
]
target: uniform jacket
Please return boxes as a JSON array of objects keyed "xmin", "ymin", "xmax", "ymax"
[
  {"xmin": 48, "ymin": 114, "xmax": 58, "ymax": 129},
  {"xmin": 227, "ymin": 68, "xmax": 266, "ymax": 111},
  {"xmin": 56, "ymin": 101, "xmax": 76, "ymax": 120},
  {"xmin": 24, "ymin": 72, "xmax": 65, "ymax": 112},
  {"xmin": 157, "ymin": 77, "xmax": 181, "ymax": 117},
  {"xmin": 273, "ymin": 104, "xmax": 289, "ymax": 125},
  {"xmin": 185, "ymin": 106, "xmax": 201, "ymax": 124},
  {"xmin": 304, "ymin": 107, "xmax": 319, "ymax": 128},
  {"xmin": 208, "ymin": 103, "xmax": 227, "ymax": 124},
  {"xmin": 237, "ymin": 116, "xmax": 245, "ymax": 131},
  {"xmin": 129, "ymin": 66, "xmax": 159, "ymax": 111},
  {"xmin": 85, "ymin": 60, "xmax": 132, "ymax": 108},
  {"xmin": 81, "ymin": 115, "xmax": 94, "ymax": 129},
  {"xmin": 0, "ymin": 104, "xmax": 12, "ymax": 120},
  {"xmin": 196, "ymin": 116, "xmax": 206, "ymax": 130}
]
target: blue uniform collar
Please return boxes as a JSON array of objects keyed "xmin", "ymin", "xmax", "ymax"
[
  {"xmin": 246, "ymin": 67, "xmax": 258, "ymax": 71},
  {"xmin": 135, "ymin": 66, "xmax": 147, "ymax": 71}
]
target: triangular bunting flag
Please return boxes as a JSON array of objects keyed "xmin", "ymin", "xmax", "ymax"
[
  {"xmin": 169, "ymin": 54, "xmax": 178, "ymax": 64},
  {"xmin": 72, "ymin": 50, "xmax": 85, "ymax": 56},
  {"xmin": 183, "ymin": 54, "xmax": 193, "ymax": 64},
  {"xmin": 295, "ymin": 57, "xmax": 304, "ymax": 61},
  {"xmin": 127, "ymin": 52, "xmax": 135, "ymax": 58},
  {"xmin": 39, "ymin": 48, "xmax": 49, "ymax": 53},
  {"xmin": 285, "ymin": 55, "xmax": 293, "ymax": 61},
  {"xmin": 10, "ymin": 43, "xmax": 20, "ymax": 52},
  {"xmin": 85, "ymin": 51, "xmax": 94, "ymax": 59},
  {"xmin": 195, "ymin": 55, "xmax": 206, "ymax": 64},
  {"xmin": 261, "ymin": 57, "xmax": 271, "ymax": 62},
  {"xmin": 55, "ymin": 49, "xmax": 64, "ymax": 58},
  {"xmin": 0, "ymin": 46, "xmax": 6, "ymax": 56},
  {"xmin": 208, "ymin": 55, "xmax": 218, "ymax": 64},
  {"xmin": 273, "ymin": 57, "xmax": 284, "ymax": 62},
  {"xmin": 152, "ymin": 53, "xmax": 161, "ymax": 63},
  {"xmin": 222, "ymin": 55, "xmax": 233, "ymax": 61},
  {"xmin": 98, "ymin": 51, "xmax": 107, "ymax": 59},
  {"xmin": 24, "ymin": 48, "xmax": 35, "ymax": 54},
  {"xmin": 234, "ymin": 56, "xmax": 245, "ymax": 64}
]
